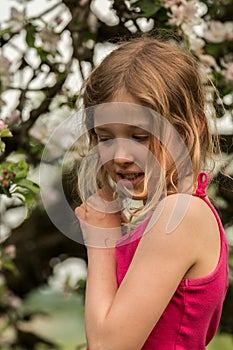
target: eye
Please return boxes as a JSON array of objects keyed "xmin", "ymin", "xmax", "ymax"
[
  {"xmin": 133, "ymin": 135, "xmax": 149, "ymax": 142},
  {"xmin": 97, "ymin": 135, "xmax": 113, "ymax": 143}
]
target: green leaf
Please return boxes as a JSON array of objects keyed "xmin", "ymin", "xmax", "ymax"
[
  {"xmin": 36, "ymin": 47, "xmax": 48, "ymax": 62},
  {"xmin": 132, "ymin": 0, "xmax": 161, "ymax": 17},
  {"xmin": 83, "ymin": 31, "xmax": 97, "ymax": 42},
  {"xmin": 25, "ymin": 24, "xmax": 37, "ymax": 48},
  {"xmin": 77, "ymin": 278, "xmax": 86, "ymax": 288},
  {"xmin": 13, "ymin": 160, "xmax": 29, "ymax": 179},
  {"xmin": 2, "ymin": 261, "xmax": 17, "ymax": 274},
  {"xmin": 14, "ymin": 178, "xmax": 40, "ymax": 194},
  {"xmin": 0, "ymin": 159, "xmax": 29, "ymax": 179},
  {"xmin": 0, "ymin": 27, "xmax": 11, "ymax": 37},
  {"xmin": 0, "ymin": 129, "xmax": 13, "ymax": 137},
  {"xmin": 0, "ymin": 161, "xmax": 10, "ymax": 171},
  {"xmin": 0, "ymin": 140, "xmax": 5, "ymax": 153},
  {"xmin": 14, "ymin": 189, "xmax": 36, "ymax": 208}
]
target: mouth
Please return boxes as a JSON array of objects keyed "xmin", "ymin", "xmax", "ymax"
[{"xmin": 116, "ymin": 172, "xmax": 144, "ymax": 185}]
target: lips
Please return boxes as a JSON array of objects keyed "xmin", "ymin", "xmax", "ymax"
[
  {"xmin": 116, "ymin": 171, "xmax": 145, "ymax": 186},
  {"xmin": 117, "ymin": 172, "xmax": 144, "ymax": 180}
]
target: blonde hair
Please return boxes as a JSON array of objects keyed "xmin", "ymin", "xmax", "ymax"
[{"xmin": 77, "ymin": 37, "xmax": 217, "ymax": 218}]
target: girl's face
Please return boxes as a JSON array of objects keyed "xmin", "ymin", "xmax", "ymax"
[{"xmin": 93, "ymin": 91, "xmax": 156, "ymax": 200}]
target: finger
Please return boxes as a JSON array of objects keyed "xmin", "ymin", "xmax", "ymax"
[
  {"xmin": 75, "ymin": 206, "xmax": 86, "ymax": 220},
  {"xmin": 121, "ymin": 211, "xmax": 130, "ymax": 224},
  {"xmin": 87, "ymin": 193, "xmax": 123, "ymax": 214}
]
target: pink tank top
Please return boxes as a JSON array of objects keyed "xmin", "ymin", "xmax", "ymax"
[{"xmin": 115, "ymin": 172, "xmax": 229, "ymax": 350}]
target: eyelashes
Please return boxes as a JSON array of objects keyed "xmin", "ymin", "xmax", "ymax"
[
  {"xmin": 132, "ymin": 135, "xmax": 149, "ymax": 141},
  {"xmin": 97, "ymin": 135, "xmax": 149, "ymax": 143}
]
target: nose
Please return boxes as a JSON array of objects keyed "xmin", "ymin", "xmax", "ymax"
[{"xmin": 113, "ymin": 139, "xmax": 134, "ymax": 165}]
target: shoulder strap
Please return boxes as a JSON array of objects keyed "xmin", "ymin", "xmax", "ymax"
[
  {"xmin": 193, "ymin": 172, "xmax": 226, "ymax": 241},
  {"xmin": 193, "ymin": 172, "xmax": 209, "ymax": 198}
]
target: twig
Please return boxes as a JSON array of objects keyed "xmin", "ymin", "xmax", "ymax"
[
  {"xmin": 132, "ymin": 18, "xmax": 141, "ymax": 32},
  {"xmin": 78, "ymin": 59, "xmax": 85, "ymax": 82},
  {"xmin": 22, "ymin": 60, "xmax": 72, "ymax": 132},
  {"xmin": 6, "ymin": 86, "xmax": 44, "ymax": 92},
  {"xmin": 29, "ymin": 0, "xmax": 63, "ymax": 21}
]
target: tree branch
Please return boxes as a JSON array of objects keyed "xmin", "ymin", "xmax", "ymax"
[
  {"xmin": 29, "ymin": 0, "xmax": 64, "ymax": 21},
  {"xmin": 23, "ymin": 63, "xmax": 71, "ymax": 132}
]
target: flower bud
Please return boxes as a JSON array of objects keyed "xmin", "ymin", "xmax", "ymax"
[
  {"xmin": 0, "ymin": 120, "xmax": 5, "ymax": 131},
  {"xmin": 5, "ymin": 245, "xmax": 16, "ymax": 259}
]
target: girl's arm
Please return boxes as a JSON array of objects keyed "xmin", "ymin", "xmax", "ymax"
[{"xmin": 75, "ymin": 193, "xmax": 219, "ymax": 350}]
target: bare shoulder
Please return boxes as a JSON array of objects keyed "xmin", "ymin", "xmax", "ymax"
[
  {"xmin": 146, "ymin": 193, "xmax": 218, "ymax": 235},
  {"xmin": 141, "ymin": 193, "xmax": 220, "ymax": 279}
]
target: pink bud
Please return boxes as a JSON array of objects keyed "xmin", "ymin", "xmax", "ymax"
[
  {"xmin": 2, "ymin": 169, "xmax": 8, "ymax": 175},
  {"xmin": 3, "ymin": 180, "xmax": 9, "ymax": 186},
  {"xmin": 0, "ymin": 120, "xmax": 5, "ymax": 131},
  {"xmin": 80, "ymin": 0, "xmax": 88, "ymax": 5},
  {"xmin": 4, "ymin": 245, "xmax": 16, "ymax": 259},
  {"xmin": 0, "ymin": 176, "xmax": 3, "ymax": 181}
]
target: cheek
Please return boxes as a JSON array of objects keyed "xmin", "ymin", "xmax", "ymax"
[
  {"xmin": 98, "ymin": 144, "xmax": 114, "ymax": 165},
  {"xmin": 103, "ymin": 161, "xmax": 115, "ymax": 180},
  {"xmin": 98, "ymin": 140, "xmax": 151, "ymax": 170}
]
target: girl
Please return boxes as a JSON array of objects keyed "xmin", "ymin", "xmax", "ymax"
[{"xmin": 75, "ymin": 37, "xmax": 229, "ymax": 350}]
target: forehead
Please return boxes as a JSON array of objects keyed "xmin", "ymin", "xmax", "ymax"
[{"xmin": 93, "ymin": 102, "xmax": 151, "ymax": 130}]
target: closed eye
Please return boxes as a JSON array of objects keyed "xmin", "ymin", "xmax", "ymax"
[
  {"xmin": 97, "ymin": 135, "xmax": 149, "ymax": 143},
  {"xmin": 97, "ymin": 136, "xmax": 113, "ymax": 143},
  {"xmin": 133, "ymin": 135, "xmax": 149, "ymax": 142}
]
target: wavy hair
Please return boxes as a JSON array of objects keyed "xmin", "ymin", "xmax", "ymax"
[{"xmin": 77, "ymin": 37, "xmax": 217, "ymax": 220}]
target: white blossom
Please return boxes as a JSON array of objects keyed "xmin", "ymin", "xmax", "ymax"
[
  {"xmin": 163, "ymin": 0, "xmax": 181, "ymax": 9},
  {"xmin": 166, "ymin": 0, "xmax": 208, "ymax": 54},
  {"xmin": 198, "ymin": 63, "xmax": 212, "ymax": 84},
  {"xmin": 5, "ymin": 111, "xmax": 21, "ymax": 125},
  {"xmin": 188, "ymin": 35, "xmax": 205, "ymax": 51},
  {"xmin": 0, "ymin": 56, "xmax": 11, "ymax": 90},
  {"xmin": 168, "ymin": 0, "xmax": 206, "ymax": 27},
  {"xmin": 29, "ymin": 124, "xmax": 49, "ymax": 143},
  {"xmin": 199, "ymin": 54, "xmax": 218, "ymax": 68},
  {"xmin": 223, "ymin": 62, "xmax": 233, "ymax": 84},
  {"xmin": 225, "ymin": 21, "xmax": 233, "ymax": 41},
  {"xmin": 8, "ymin": 7, "xmax": 26, "ymax": 33},
  {"xmin": 204, "ymin": 21, "xmax": 233, "ymax": 43},
  {"xmin": 39, "ymin": 27, "xmax": 60, "ymax": 54},
  {"xmin": 48, "ymin": 257, "xmax": 87, "ymax": 292}
]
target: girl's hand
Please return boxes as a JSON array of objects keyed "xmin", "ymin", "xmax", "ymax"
[{"xmin": 75, "ymin": 190, "xmax": 122, "ymax": 248}]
